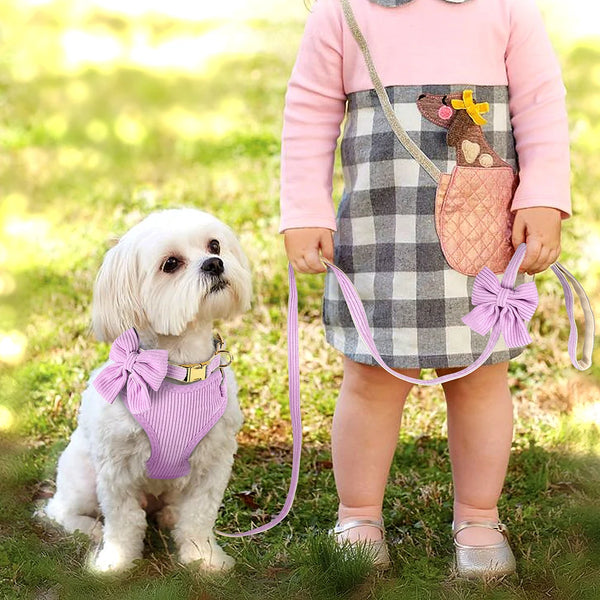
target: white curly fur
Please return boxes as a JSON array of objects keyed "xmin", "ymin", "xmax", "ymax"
[{"xmin": 45, "ymin": 209, "xmax": 251, "ymax": 573}]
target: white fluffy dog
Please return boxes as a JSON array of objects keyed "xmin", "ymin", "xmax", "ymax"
[{"xmin": 45, "ymin": 208, "xmax": 252, "ymax": 573}]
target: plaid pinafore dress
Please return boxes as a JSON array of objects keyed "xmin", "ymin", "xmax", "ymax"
[{"xmin": 322, "ymin": 0, "xmax": 525, "ymax": 369}]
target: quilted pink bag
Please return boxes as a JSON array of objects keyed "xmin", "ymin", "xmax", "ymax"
[
  {"xmin": 435, "ymin": 166, "xmax": 517, "ymax": 275},
  {"xmin": 342, "ymin": 0, "xmax": 516, "ymax": 275}
]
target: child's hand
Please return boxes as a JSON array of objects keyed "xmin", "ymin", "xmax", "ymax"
[
  {"xmin": 284, "ymin": 227, "xmax": 334, "ymax": 274},
  {"xmin": 511, "ymin": 207, "xmax": 562, "ymax": 274}
]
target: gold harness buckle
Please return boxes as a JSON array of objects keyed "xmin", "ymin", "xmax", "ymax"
[
  {"xmin": 179, "ymin": 352, "xmax": 233, "ymax": 383},
  {"xmin": 180, "ymin": 362, "xmax": 210, "ymax": 383}
]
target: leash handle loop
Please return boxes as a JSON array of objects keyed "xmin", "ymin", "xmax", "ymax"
[
  {"xmin": 550, "ymin": 262, "xmax": 595, "ymax": 370},
  {"xmin": 319, "ymin": 244, "xmax": 527, "ymax": 387}
]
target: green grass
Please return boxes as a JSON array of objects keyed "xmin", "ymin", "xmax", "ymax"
[{"xmin": 0, "ymin": 1, "xmax": 599, "ymax": 598}]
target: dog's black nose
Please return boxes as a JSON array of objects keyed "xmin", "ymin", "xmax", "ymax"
[{"xmin": 201, "ymin": 257, "xmax": 224, "ymax": 276}]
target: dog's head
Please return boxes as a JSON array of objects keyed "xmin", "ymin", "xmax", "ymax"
[{"xmin": 92, "ymin": 209, "xmax": 252, "ymax": 343}]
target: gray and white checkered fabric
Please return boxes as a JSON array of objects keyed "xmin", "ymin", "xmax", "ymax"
[{"xmin": 323, "ymin": 84, "xmax": 526, "ymax": 369}]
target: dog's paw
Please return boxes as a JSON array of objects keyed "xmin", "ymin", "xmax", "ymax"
[
  {"xmin": 179, "ymin": 540, "xmax": 235, "ymax": 572},
  {"xmin": 91, "ymin": 544, "xmax": 138, "ymax": 573}
]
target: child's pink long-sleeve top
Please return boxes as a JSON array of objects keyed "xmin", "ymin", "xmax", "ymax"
[{"xmin": 279, "ymin": 0, "xmax": 571, "ymax": 232}]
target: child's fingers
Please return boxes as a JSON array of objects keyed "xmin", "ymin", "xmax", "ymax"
[
  {"xmin": 511, "ymin": 207, "xmax": 562, "ymax": 273},
  {"xmin": 511, "ymin": 216, "xmax": 526, "ymax": 249},
  {"xmin": 526, "ymin": 246, "xmax": 553, "ymax": 274},
  {"xmin": 287, "ymin": 248, "xmax": 316, "ymax": 273},
  {"xmin": 305, "ymin": 249, "xmax": 327, "ymax": 273},
  {"xmin": 519, "ymin": 238, "xmax": 542, "ymax": 273},
  {"xmin": 521, "ymin": 243, "xmax": 561, "ymax": 274},
  {"xmin": 320, "ymin": 230, "xmax": 334, "ymax": 263},
  {"xmin": 292, "ymin": 255, "xmax": 323, "ymax": 274},
  {"xmin": 537, "ymin": 245, "xmax": 561, "ymax": 273},
  {"xmin": 292, "ymin": 257, "xmax": 310, "ymax": 273},
  {"xmin": 284, "ymin": 228, "xmax": 333, "ymax": 274},
  {"xmin": 293, "ymin": 246, "xmax": 327, "ymax": 273}
]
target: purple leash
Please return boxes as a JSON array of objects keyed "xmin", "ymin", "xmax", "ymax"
[
  {"xmin": 215, "ymin": 266, "xmax": 302, "ymax": 537},
  {"xmin": 217, "ymin": 243, "xmax": 594, "ymax": 536},
  {"xmin": 550, "ymin": 261, "xmax": 595, "ymax": 370}
]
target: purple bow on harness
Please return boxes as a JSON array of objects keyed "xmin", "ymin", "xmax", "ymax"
[
  {"xmin": 93, "ymin": 328, "xmax": 169, "ymax": 414},
  {"xmin": 462, "ymin": 266, "xmax": 539, "ymax": 348}
]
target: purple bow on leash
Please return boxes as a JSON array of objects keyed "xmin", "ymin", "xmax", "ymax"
[
  {"xmin": 462, "ymin": 266, "xmax": 539, "ymax": 348},
  {"xmin": 93, "ymin": 328, "xmax": 169, "ymax": 414}
]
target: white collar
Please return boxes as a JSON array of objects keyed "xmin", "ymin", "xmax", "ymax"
[{"xmin": 368, "ymin": 0, "xmax": 470, "ymax": 6}]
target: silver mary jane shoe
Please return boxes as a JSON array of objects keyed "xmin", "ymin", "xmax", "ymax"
[
  {"xmin": 331, "ymin": 518, "xmax": 391, "ymax": 570},
  {"xmin": 453, "ymin": 521, "xmax": 517, "ymax": 579}
]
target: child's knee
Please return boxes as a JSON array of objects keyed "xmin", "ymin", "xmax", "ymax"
[
  {"xmin": 341, "ymin": 357, "xmax": 417, "ymax": 399},
  {"xmin": 440, "ymin": 362, "xmax": 509, "ymax": 397}
]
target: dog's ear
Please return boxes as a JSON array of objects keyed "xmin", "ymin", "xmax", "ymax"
[{"xmin": 91, "ymin": 238, "xmax": 148, "ymax": 343}]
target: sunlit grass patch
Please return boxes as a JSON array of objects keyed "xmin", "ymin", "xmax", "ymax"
[{"xmin": 290, "ymin": 533, "xmax": 379, "ymax": 598}]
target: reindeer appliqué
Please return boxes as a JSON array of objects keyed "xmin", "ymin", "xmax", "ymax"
[
  {"xmin": 417, "ymin": 89, "xmax": 511, "ymax": 169},
  {"xmin": 415, "ymin": 89, "xmax": 517, "ymax": 276}
]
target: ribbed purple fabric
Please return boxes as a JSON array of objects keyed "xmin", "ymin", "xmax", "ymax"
[
  {"xmin": 462, "ymin": 265, "xmax": 538, "ymax": 348},
  {"xmin": 93, "ymin": 329, "xmax": 228, "ymax": 480},
  {"xmin": 93, "ymin": 328, "xmax": 170, "ymax": 414},
  {"xmin": 215, "ymin": 265, "xmax": 303, "ymax": 538},
  {"xmin": 123, "ymin": 355, "xmax": 227, "ymax": 479}
]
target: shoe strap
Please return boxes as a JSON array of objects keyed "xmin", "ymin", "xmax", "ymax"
[
  {"xmin": 332, "ymin": 518, "xmax": 385, "ymax": 536},
  {"xmin": 453, "ymin": 520, "xmax": 509, "ymax": 542}
]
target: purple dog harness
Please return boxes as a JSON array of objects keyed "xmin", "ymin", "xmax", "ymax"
[{"xmin": 93, "ymin": 329, "xmax": 230, "ymax": 479}]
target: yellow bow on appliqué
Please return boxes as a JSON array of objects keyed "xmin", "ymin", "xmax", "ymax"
[{"xmin": 451, "ymin": 89, "xmax": 490, "ymax": 125}]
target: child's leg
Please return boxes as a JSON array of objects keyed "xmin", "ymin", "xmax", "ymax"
[
  {"xmin": 439, "ymin": 362, "xmax": 513, "ymax": 546},
  {"xmin": 332, "ymin": 357, "xmax": 418, "ymax": 543}
]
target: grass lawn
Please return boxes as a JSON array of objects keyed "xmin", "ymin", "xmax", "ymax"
[{"xmin": 1, "ymin": 1, "xmax": 599, "ymax": 598}]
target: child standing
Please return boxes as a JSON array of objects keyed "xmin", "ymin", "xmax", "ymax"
[{"xmin": 280, "ymin": 0, "xmax": 569, "ymax": 577}]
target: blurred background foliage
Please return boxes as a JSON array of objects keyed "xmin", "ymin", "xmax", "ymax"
[{"xmin": 0, "ymin": 1, "xmax": 598, "ymax": 598}]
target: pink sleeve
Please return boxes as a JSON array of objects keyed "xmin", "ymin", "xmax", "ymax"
[
  {"xmin": 279, "ymin": 0, "xmax": 346, "ymax": 232},
  {"xmin": 506, "ymin": 0, "xmax": 571, "ymax": 217}
]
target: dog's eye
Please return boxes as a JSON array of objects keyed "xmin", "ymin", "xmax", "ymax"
[
  {"xmin": 161, "ymin": 256, "xmax": 182, "ymax": 273},
  {"xmin": 208, "ymin": 239, "xmax": 220, "ymax": 255}
]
